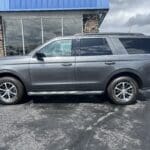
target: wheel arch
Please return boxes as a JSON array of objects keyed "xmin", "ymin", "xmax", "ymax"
[
  {"xmin": 105, "ymin": 70, "xmax": 143, "ymax": 91},
  {"xmin": 0, "ymin": 71, "xmax": 27, "ymax": 93}
]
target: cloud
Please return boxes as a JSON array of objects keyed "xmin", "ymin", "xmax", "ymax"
[
  {"xmin": 100, "ymin": 0, "xmax": 150, "ymax": 35},
  {"xmin": 126, "ymin": 14, "xmax": 150, "ymax": 26}
]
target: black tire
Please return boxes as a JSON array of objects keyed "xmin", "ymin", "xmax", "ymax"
[
  {"xmin": 0, "ymin": 77, "xmax": 24, "ymax": 105},
  {"xmin": 107, "ymin": 76, "xmax": 138, "ymax": 105}
]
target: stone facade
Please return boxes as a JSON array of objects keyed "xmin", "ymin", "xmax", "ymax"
[
  {"xmin": 83, "ymin": 14, "xmax": 100, "ymax": 33},
  {"xmin": 0, "ymin": 17, "xmax": 4, "ymax": 56}
]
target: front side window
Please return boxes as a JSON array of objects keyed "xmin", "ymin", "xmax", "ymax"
[
  {"xmin": 80, "ymin": 38, "xmax": 112, "ymax": 56},
  {"xmin": 120, "ymin": 38, "xmax": 150, "ymax": 54},
  {"xmin": 40, "ymin": 39, "xmax": 72, "ymax": 57}
]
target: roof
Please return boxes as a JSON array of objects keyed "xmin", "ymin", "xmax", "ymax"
[{"xmin": 0, "ymin": 0, "xmax": 109, "ymax": 12}]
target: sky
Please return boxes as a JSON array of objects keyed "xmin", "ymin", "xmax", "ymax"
[{"xmin": 100, "ymin": 0, "xmax": 150, "ymax": 35}]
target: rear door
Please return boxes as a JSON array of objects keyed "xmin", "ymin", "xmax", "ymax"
[{"xmin": 75, "ymin": 37, "xmax": 116, "ymax": 91}]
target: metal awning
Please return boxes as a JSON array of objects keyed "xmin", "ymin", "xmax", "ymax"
[{"xmin": 0, "ymin": 0, "xmax": 109, "ymax": 11}]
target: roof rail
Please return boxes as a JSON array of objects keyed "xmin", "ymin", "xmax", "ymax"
[{"xmin": 74, "ymin": 32, "xmax": 145, "ymax": 36}]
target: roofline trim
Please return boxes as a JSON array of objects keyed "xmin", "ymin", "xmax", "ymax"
[
  {"xmin": 0, "ymin": 8, "xmax": 109, "ymax": 12},
  {"xmin": 74, "ymin": 32, "xmax": 145, "ymax": 36}
]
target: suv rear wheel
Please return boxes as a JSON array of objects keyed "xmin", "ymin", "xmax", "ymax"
[
  {"xmin": 0, "ymin": 77, "xmax": 24, "ymax": 105},
  {"xmin": 107, "ymin": 76, "xmax": 138, "ymax": 105}
]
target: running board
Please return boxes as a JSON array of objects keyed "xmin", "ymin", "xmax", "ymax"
[{"xmin": 28, "ymin": 91, "xmax": 103, "ymax": 96}]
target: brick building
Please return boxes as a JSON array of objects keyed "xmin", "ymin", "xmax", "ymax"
[{"xmin": 0, "ymin": 0, "xmax": 109, "ymax": 56}]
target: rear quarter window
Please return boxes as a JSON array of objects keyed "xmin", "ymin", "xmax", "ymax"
[{"xmin": 119, "ymin": 38, "xmax": 150, "ymax": 54}]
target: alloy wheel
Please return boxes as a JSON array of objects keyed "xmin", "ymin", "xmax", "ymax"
[
  {"xmin": 0, "ymin": 82, "xmax": 18, "ymax": 103},
  {"xmin": 113, "ymin": 81, "xmax": 134, "ymax": 102}
]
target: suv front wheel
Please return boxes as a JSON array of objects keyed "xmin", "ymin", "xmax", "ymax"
[
  {"xmin": 0, "ymin": 77, "xmax": 24, "ymax": 105},
  {"xmin": 107, "ymin": 76, "xmax": 138, "ymax": 105}
]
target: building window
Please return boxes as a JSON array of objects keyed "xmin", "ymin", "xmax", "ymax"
[
  {"xmin": 43, "ymin": 18, "xmax": 62, "ymax": 42},
  {"xmin": 3, "ymin": 16, "xmax": 82, "ymax": 56},
  {"xmin": 80, "ymin": 38, "xmax": 112, "ymax": 56},
  {"xmin": 23, "ymin": 19, "xmax": 42, "ymax": 54},
  {"xmin": 3, "ymin": 19, "xmax": 23, "ymax": 56},
  {"xmin": 63, "ymin": 18, "xmax": 82, "ymax": 36}
]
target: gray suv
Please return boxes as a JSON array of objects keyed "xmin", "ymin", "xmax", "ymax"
[{"xmin": 0, "ymin": 33, "xmax": 150, "ymax": 105}]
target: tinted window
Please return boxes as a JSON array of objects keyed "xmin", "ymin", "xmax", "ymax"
[
  {"xmin": 41, "ymin": 40, "xmax": 72, "ymax": 57},
  {"xmin": 43, "ymin": 18, "xmax": 62, "ymax": 42},
  {"xmin": 80, "ymin": 38, "xmax": 112, "ymax": 56},
  {"xmin": 120, "ymin": 38, "xmax": 150, "ymax": 54},
  {"xmin": 4, "ymin": 19, "xmax": 23, "ymax": 56},
  {"xmin": 23, "ymin": 19, "xmax": 42, "ymax": 54},
  {"xmin": 3, "ymin": 17, "xmax": 82, "ymax": 56},
  {"xmin": 63, "ymin": 18, "xmax": 82, "ymax": 36}
]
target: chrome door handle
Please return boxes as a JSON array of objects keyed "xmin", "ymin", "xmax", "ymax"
[
  {"xmin": 105, "ymin": 61, "xmax": 116, "ymax": 65},
  {"xmin": 62, "ymin": 63, "xmax": 72, "ymax": 67}
]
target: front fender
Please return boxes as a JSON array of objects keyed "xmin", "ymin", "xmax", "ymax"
[{"xmin": 0, "ymin": 69, "xmax": 30, "ymax": 91}]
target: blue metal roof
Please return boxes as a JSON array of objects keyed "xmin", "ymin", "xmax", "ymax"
[{"xmin": 0, "ymin": 0, "xmax": 109, "ymax": 11}]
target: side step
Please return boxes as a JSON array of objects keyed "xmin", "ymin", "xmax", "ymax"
[{"xmin": 28, "ymin": 91, "xmax": 103, "ymax": 96}]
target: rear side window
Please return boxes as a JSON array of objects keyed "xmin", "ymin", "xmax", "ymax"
[
  {"xmin": 120, "ymin": 38, "xmax": 150, "ymax": 54},
  {"xmin": 80, "ymin": 38, "xmax": 112, "ymax": 56}
]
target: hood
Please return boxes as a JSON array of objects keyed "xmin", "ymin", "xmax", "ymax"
[{"xmin": 0, "ymin": 56, "xmax": 31, "ymax": 65}]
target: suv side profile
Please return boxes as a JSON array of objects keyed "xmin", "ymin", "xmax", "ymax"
[{"xmin": 0, "ymin": 33, "xmax": 150, "ymax": 105}]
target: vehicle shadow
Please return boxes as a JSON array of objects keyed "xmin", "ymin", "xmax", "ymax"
[
  {"xmin": 29, "ymin": 94, "xmax": 108, "ymax": 104},
  {"xmin": 138, "ymin": 92, "xmax": 150, "ymax": 101}
]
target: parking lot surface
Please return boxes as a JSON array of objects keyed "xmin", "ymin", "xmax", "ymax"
[{"xmin": 0, "ymin": 92, "xmax": 150, "ymax": 150}]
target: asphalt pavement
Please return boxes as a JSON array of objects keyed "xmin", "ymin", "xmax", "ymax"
[{"xmin": 0, "ymin": 92, "xmax": 150, "ymax": 150}]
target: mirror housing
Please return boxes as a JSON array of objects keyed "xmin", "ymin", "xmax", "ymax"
[{"xmin": 35, "ymin": 52, "xmax": 46, "ymax": 60}]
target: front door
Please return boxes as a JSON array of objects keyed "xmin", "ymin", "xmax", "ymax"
[{"xmin": 29, "ymin": 39, "xmax": 75, "ymax": 92}]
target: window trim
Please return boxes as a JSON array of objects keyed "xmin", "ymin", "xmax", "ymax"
[{"xmin": 78, "ymin": 37, "xmax": 113, "ymax": 56}]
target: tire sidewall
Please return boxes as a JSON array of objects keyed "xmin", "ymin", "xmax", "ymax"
[
  {"xmin": 107, "ymin": 76, "xmax": 138, "ymax": 105},
  {"xmin": 0, "ymin": 77, "xmax": 24, "ymax": 105}
]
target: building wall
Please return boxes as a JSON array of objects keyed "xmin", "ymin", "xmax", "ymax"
[{"xmin": 0, "ymin": 10, "xmax": 106, "ymax": 56}]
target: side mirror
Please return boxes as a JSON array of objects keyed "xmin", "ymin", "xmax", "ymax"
[{"xmin": 35, "ymin": 52, "xmax": 46, "ymax": 60}]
